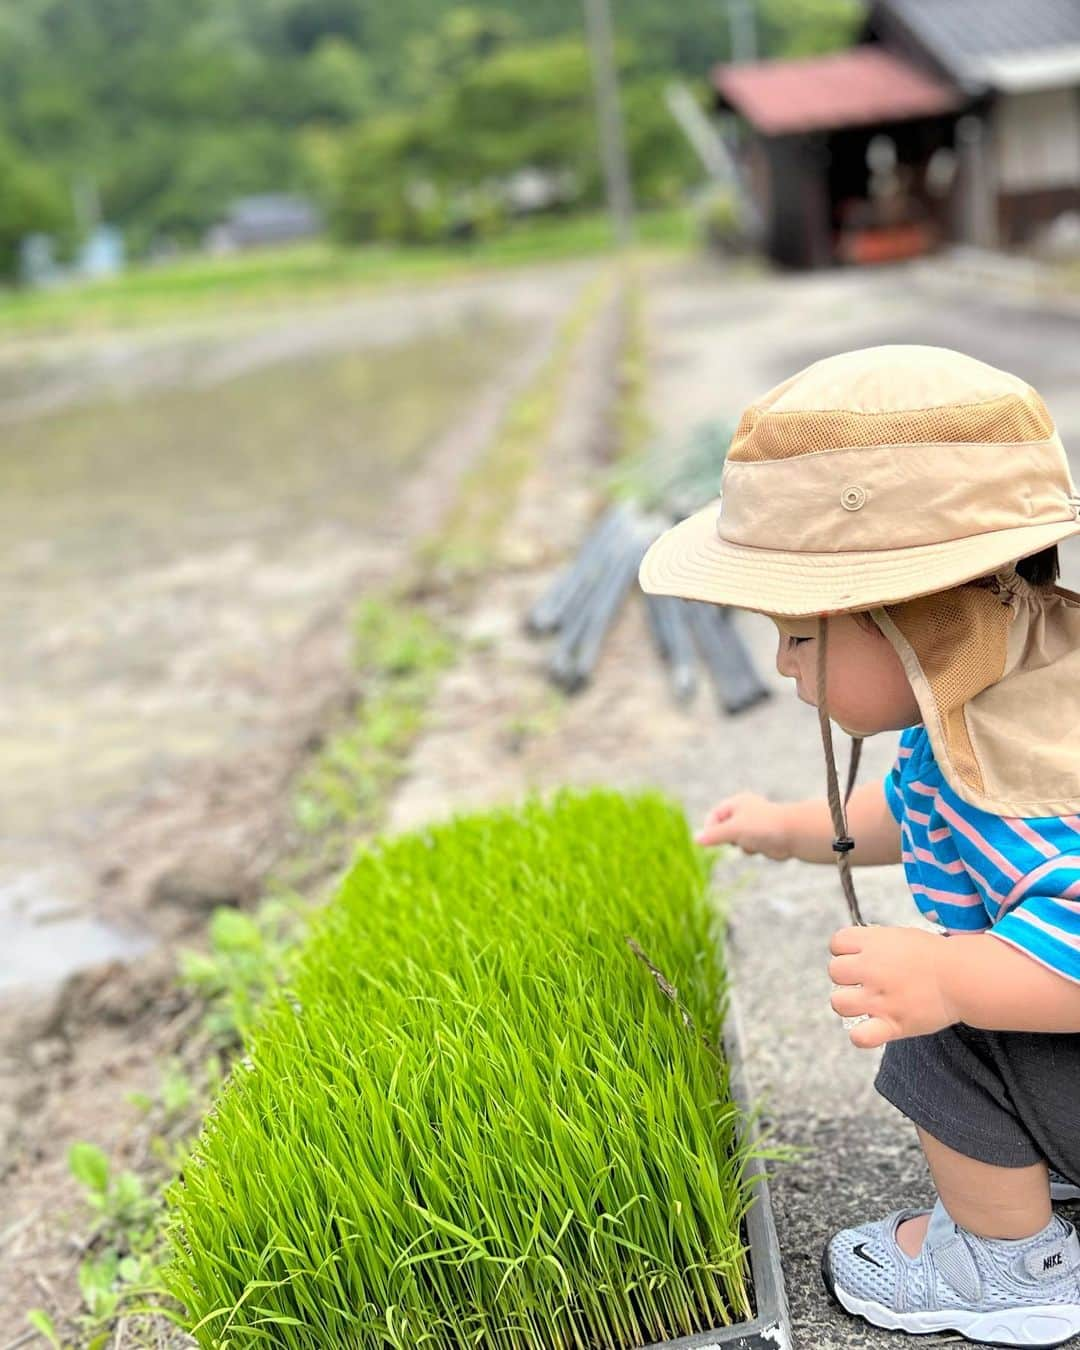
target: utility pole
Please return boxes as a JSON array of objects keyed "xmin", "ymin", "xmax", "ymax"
[
  {"xmin": 582, "ymin": 0, "xmax": 635, "ymax": 248},
  {"xmin": 727, "ymin": 0, "xmax": 758, "ymax": 63}
]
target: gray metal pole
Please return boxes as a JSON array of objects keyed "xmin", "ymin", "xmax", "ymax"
[
  {"xmin": 728, "ymin": 0, "xmax": 758, "ymax": 63},
  {"xmin": 957, "ymin": 114, "xmax": 998, "ymax": 250},
  {"xmin": 582, "ymin": 0, "xmax": 635, "ymax": 248}
]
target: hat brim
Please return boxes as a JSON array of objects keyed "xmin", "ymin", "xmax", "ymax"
[{"xmin": 638, "ymin": 497, "xmax": 1080, "ymax": 617}]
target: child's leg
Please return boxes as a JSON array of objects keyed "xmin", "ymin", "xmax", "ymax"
[
  {"xmin": 896, "ymin": 1125, "xmax": 1051, "ymax": 1256},
  {"xmin": 873, "ymin": 1020, "xmax": 1080, "ymax": 1183},
  {"xmin": 821, "ymin": 1026, "xmax": 1080, "ymax": 1344}
]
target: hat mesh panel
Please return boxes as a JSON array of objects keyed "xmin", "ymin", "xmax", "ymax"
[
  {"xmin": 886, "ymin": 586, "xmax": 1012, "ymax": 794},
  {"xmin": 730, "ymin": 393, "xmax": 1054, "ymax": 463}
]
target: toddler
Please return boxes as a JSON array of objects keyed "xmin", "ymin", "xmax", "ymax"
[{"xmin": 640, "ymin": 345, "xmax": 1080, "ymax": 1347}]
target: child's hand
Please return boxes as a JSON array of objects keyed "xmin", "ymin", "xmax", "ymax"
[
  {"xmin": 828, "ymin": 925, "xmax": 959, "ymax": 1049},
  {"xmin": 695, "ymin": 793, "xmax": 793, "ymax": 860}
]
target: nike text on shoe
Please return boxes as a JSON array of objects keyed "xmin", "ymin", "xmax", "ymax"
[{"xmin": 821, "ymin": 1198, "xmax": 1080, "ymax": 1347}]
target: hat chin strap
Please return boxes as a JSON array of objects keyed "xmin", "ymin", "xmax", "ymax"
[{"xmin": 816, "ymin": 616, "xmax": 866, "ymax": 927}]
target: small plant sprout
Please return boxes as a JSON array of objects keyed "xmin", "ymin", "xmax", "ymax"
[
  {"xmin": 78, "ymin": 1252, "xmax": 121, "ymax": 1323},
  {"xmin": 68, "ymin": 1142, "xmax": 156, "ymax": 1246},
  {"xmin": 24, "ymin": 1308, "xmax": 64, "ymax": 1349},
  {"xmin": 63, "ymin": 1142, "xmax": 173, "ymax": 1340},
  {"xmin": 160, "ymin": 1059, "xmax": 195, "ymax": 1120},
  {"xmin": 164, "ymin": 789, "xmax": 759, "ymax": 1348},
  {"xmin": 178, "ymin": 899, "xmax": 303, "ymax": 1044}
]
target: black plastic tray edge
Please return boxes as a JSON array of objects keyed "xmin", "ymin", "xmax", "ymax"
[{"xmin": 639, "ymin": 983, "xmax": 792, "ymax": 1350}]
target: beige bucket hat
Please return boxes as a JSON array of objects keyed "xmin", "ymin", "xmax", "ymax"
[
  {"xmin": 639, "ymin": 345, "xmax": 1080, "ymax": 923},
  {"xmin": 639, "ymin": 345, "xmax": 1080, "ymax": 617}
]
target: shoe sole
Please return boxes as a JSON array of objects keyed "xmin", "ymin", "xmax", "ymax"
[{"xmin": 821, "ymin": 1245, "xmax": 1080, "ymax": 1348}]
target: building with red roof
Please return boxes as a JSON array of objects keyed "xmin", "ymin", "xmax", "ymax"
[{"xmin": 713, "ymin": 0, "xmax": 1080, "ymax": 268}]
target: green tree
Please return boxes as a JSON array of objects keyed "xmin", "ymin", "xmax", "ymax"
[
  {"xmin": 332, "ymin": 112, "xmax": 444, "ymax": 243},
  {"xmin": 0, "ymin": 0, "xmax": 861, "ymax": 255},
  {"xmin": 400, "ymin": 7, "xmax": 520, "ymax": 103},
  {"xmin": 0, "ymin": 134, "xmax": 68, "ymax": 277},
  {"xmin": 138, "ymin": 128, "xmax": 304, "ymax": 243},
  {"xmin": 623, "ymin": 77, "xmax": 700, "ymax": 207},
  {"xmin": 300, "ymin": 38, "xmax": 377, "ymax": 121},
  {"xmin": 331, "ymin": 34, "xmax": 701, "ymax": 245},
  {"xmin": 758, "ymin": 0, "xmax": 862, "ymax": 58},
  {"xmin": 439, "ymin": 38, "xmax": 597, "ymax": 187}
]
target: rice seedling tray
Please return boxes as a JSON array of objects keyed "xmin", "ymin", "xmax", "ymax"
[
  {"xmin": 164, "ymin": 791, "xmax": 791, "ymax": 1349},
  {"xmin": 641, "ymin": 986, "xmax": 790, "ymax": 1350}
]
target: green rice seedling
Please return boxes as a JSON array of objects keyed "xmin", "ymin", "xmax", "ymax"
[{"xmin": 163, "ymin": 789, "xmax": 758, "ymax": 1348}]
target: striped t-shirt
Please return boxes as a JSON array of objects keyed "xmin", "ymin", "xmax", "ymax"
[{"xmin": 884, "ymin": 724, "xmax": 1080, "ymax": 984}]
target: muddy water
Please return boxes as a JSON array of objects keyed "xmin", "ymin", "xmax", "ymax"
[{"xmin": 1, "ymin": 292, "xmax": 536, "ymax": 991}]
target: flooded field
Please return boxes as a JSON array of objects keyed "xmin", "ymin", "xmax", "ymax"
[{"xmin": 0, "ymin": 273, "xmax": 578, "ymax": 991}]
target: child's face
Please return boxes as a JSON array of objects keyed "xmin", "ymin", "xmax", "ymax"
[{"xmin": 771, "ymin": 613, "xmax": 922, "ymax": 736}]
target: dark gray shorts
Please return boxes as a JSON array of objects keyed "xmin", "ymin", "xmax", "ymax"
[{"xmin": 875, "ymin": 1022, "xmax": 1080, "ymax": 1174}]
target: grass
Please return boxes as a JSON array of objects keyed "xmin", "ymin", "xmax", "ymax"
[
  {"xmin": 162, "ymin": 789, "xmax": 756, "ymax": 1349},
  {"xmin": 0, "ymin": 208, "xmax": 695, "ymax": 337}
]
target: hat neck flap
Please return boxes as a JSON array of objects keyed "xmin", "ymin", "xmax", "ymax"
[{"xmin": 872, "ymin": 571, "xmax": 1080, "ymax": 818}]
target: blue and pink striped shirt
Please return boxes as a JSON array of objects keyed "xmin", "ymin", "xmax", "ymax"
[{"xmin": 885, "ymin": 724, "xmax": 1080, "ymax": 984}]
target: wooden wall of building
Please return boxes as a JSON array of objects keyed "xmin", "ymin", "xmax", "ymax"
[{"xmin": 992, "ymin": 88, "xmax": 1080, "ymax": 242}]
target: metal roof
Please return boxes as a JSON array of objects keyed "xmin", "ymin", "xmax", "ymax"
[
  {"xmin": 872, "ymin": 0, "xmax": 1080, "ymax": 91},
  {"xmin": 712, "ymin": 47, "xmax": 962, "ymax": 137}
]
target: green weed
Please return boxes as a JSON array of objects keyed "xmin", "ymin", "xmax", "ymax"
[
  {"xmin": 47, "ymin": 1045, "xmax": 237, "ymax": 1344},
  {"xmin": 67, "ymin": 1143, "xmax": 157, "ymax": 1244},
  {"xmin": 291, "ymin": 598, "xmax": 455, "ymax": 844},
  {"xmin": 178, "ymin": 898, "xmax": 306, "ymax": 1046},
  {"xmin": 24, "ymin": 1308, "xmax": 64, "ymax": 1348},
  {"xmin": 163, "ymin": 789, "xmax": 757, "ymax": 1347},
  {"xmin": 61, "ymin": 1143, "xmax": 167, "ymax": 1342}
]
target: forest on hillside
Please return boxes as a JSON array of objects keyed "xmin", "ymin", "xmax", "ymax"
[{"xmin": 0, "ymin": 0, "xmax": 862, "ymax": 270}]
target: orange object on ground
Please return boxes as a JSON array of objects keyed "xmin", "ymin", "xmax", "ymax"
[{"xmin": 839, "ymin": 222, "xmax": 935, "ymax": 264}]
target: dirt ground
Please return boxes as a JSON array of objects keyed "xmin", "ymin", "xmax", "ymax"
[
  {"xmin": 0, "ymin": 266, "xmax": 604, "ymax": 997},
  {"xmin": 6, "ymin": 250, "xmax": 1080, "ymax": 1348}
]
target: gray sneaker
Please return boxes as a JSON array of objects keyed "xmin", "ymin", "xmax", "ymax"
[
  {"xmin": 1052, "ymin": 1170, "xmax": 1080, "ymax": 1204},
  {"xmin": 822, "ymin": 1198, "xmax": 1080, "ymax": 1346}
]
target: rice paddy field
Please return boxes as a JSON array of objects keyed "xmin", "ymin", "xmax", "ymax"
[{"xmin": 163, "ymin": 789, "xmax": 755, "ymax": 1348}]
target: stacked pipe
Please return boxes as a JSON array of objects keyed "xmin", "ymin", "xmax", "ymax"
[
  {"xmin": 526, "ymin": 511, "xmax": 769, "ymax": 715},
  {"xmin": 525, "ymin": 418, "xmax": 769, "ymax": 715}
]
